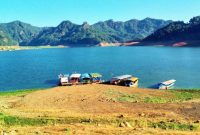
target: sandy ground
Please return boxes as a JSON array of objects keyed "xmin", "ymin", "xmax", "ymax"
[
  {"xmin": 2, "ymin": 124, "xmax": 200, "ymax": 135},
  {"xmin": 11, "ymin": 84, "xmax": 199, "ymax": 120},
  {"xmin": 99, "ymin": 42, "xmax": 139, "ymax": 47},
  {"xmin": 1, "ymin": 84, "xmax": 200, "ymax": 134}
]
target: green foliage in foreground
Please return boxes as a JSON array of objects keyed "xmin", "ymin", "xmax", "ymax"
[
  {"xmin": 0, "ymin": 113, "xmax": 199, "ymax": 131},
  {"xmin": 106, "ymin": 89, "xmax": 200, "ymax": 103}
]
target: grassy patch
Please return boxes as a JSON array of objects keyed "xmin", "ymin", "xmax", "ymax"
[
  {"xmin": 0, "ymin": 88, "xmax": 44, "ymax": 97},
  {"xmin": 114, "ymin": 93, "xmax": 140, "ymax": 102},
  {"xmin": 106, "ymin": 89, "xmax": 200, "ymax": 103},
  {"xmin": 106, "ymin": 90, "xmax": 141, "ymax": 102},
  {"xmin": 144, "ymin": 97, "xmax": 169, "ymax": 103},
  {"xmin": 149, "ymin": 121, "xmax": 200, "ymax": 131},
  {"xmin": 3, "ymin": 116, "xmax": 49, "ymax": 126},
  {"xmin": 144, "ymin": 90, "xmax": 200, "ymax": 103},
  {"xmin": 169, "ymin": 90, "xmax": 200, "ymax": 102},
  {"xmin": 0, "ymin": 114, "xmax": 199, "ymax": 131}
]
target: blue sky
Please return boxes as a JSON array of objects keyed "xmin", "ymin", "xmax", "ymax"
[{"xmin": 0, "ymin": 0, "xmax": 200, "ymax": 27}]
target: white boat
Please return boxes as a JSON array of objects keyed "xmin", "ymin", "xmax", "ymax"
[
  {"xmin": 69, "ymin": 73, "xmax": 81, "ymax": 84},
  {"xmin": 58, "ymin": 74, "xmax": 69, "ymax": 86},
  {"xmin": 158, "ymin": 79, "xmax": 176, "ymax": 90},
  {"xmin": 69, "ymin": 73, "xmax": 81, "ymax": 79}
]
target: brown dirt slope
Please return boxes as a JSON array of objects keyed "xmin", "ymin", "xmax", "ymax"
[
  {"xmin": 1, "ymin": 84, "xmax": 200, "ymax": 134},
  {"xmin": 13, "ymin": 84, "xmax": 200, "ymax": 120}
]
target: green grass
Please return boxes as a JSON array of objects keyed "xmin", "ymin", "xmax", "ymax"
[
  {"xmin": 106, "ymin": 89, "xmax": 200, "ymax": 103},
  {"xmin": 149, "ymin": 121, "xmax": 200, "ymax": 131},
  {"xmin": 143, "ymin": 97, "xmax": 169, "ymax": 103},
  {"xmin": 3, "ymin": 116, "xmax": 50, "ymax": 126},
  {"xmin": 0, "ymin": 113, "xmax": 199, "ymax": 131},
  {"xmin": 143, "ymin": 90, "xmax": 200, "ymax": 103},
  {"xmin": 0, "ymin": 88, "xmax": 45, "ymax": 97},
  {"xmin": 0, "ymin": 90, "xmax": 33, "ymax": 97},
  {"xmin": 106, "ymin": 90, "xmax": 141, "ymax": 102}
]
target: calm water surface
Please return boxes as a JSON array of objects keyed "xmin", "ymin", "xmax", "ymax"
[{"xmin": 0, "ymin": 46, "xmax": 200, "ymax": 91}]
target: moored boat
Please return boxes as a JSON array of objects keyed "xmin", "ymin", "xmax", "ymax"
[
  {"xmin": 69, "ymin": 73, "xmax": 81, "ymax": 84},
  {"xmin": 110, "ymin": 74, "xmax": 138, "ymax": 87},
  {"xmin": 81, "ymin": 73, "xmax": 92, "ymax": 84},
  {"xmin": 58, "ymin": 74, "xmax": 69, "ymax": 86},
  {"xmin": 58, "ymin": 72, "xmax": 103, "ymax": 86},
  {"xmin": 89, "ymin": 73, "xmax": 102, "ymax": 83},
  {"xmin": 158, "ymin": 79, "xmax": 176, "ymax": 90}
]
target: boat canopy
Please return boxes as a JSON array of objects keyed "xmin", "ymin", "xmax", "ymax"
[
  {"xmin": 70, "ymin": 73, "xmax": 81, "ymax": 78},
  {"xmin": 112, "ymin": 75, "xmax": 132, "ymax": 80},
  {"xmin": 81, "ymin": 73, "xmax": 91, "ymax": 79},
  {"xmin": 90, "ymin": 73, "xmax": 102, "ymax": 78}
]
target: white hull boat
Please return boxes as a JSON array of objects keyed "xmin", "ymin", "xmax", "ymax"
[
  {"xmin": 58, "ymin": 74, "xmax": 69, "ymax": 86},
  {"xmin": 158, "ymin": 79, "xmax": 176, "ymax": 90}
]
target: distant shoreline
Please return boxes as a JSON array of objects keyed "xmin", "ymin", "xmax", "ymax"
[
  {"xmin": 98, "ymin": 42, "xmax": 140, "ymax": 47},
  {"xmin": 0, "ymin": 45, "xmax": 66, "ymax": 51},
  {"xmin": 0, "ymin": 86, "xmax": 200, "ymax": 93},
  {"xmin": 1, "ymin": 40, "xmax": 200, "ymax": 52},
  {"xmin": 99, "ymin": 40, "xmax": 200, "ymax": 47},
  {"xmin": 134, "ymin": 40, "xmax": 200, "ymax": 47}
]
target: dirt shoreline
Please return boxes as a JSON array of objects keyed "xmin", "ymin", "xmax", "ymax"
[
  {"xmin": 134, "ymin": 40, "xmax": 200, "ymax": 47},
  {"xmin": 0, "ymin": 84, "xmax": 200, "ymax": 134},
  {"xmin": 1, "ymin": 40, "xmax": 200, "ymax": 51},
  {"xmin": 0, "ymin": 45, "xmax": 66, "ymax": 51}
]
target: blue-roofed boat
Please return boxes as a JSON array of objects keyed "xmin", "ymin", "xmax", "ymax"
[
  {"xmin": 89, "ymin": 73, "xmax": 102, "ymax": 83},
  {"xmin": 81, "ymin": 73, "xmax": 92, "ymax": 84}
]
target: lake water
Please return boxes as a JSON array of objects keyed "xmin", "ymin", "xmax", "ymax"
[{"xmin": 0, "ymin": 46, "xmax": 200, "ymax": 91}]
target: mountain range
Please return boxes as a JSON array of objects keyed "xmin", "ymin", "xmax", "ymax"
[
  {"xmin": 0, "ymin": 21, "xmax": 41, "ymax": 46},
  {"xmin": 142, "ymin": 16, "xmax": 200, "ymax": 47},
  {"xmin": 0, "ymin": 18, "xmax": 172, "ymax": 46},
  {"xmin": 2, "ymin": 16, "xmax": 200, "ymax": 47}
]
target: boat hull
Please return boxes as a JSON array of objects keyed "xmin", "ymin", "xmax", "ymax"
[{"xmin": 158, "ymin": 83, "xmax": 175, "ymax": 90}]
